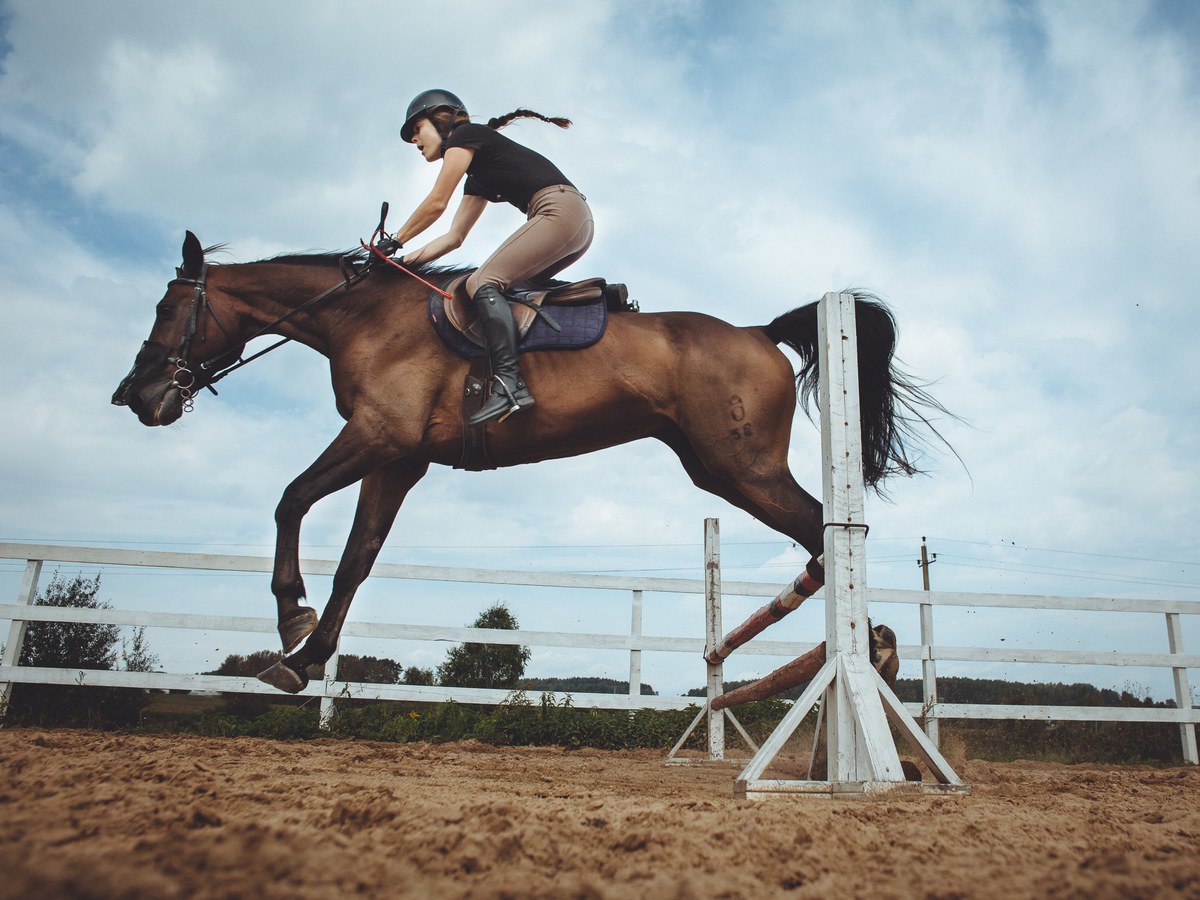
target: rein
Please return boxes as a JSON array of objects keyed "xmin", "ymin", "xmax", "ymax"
[
  {"xmin": 161, "ymin": 260, "xmax": 370, "ymax": 413},
  {"xmin": 363, "ymin": 242, "xmax": 453, "ymax": 300},
  {"xmin": 165, "ymin": 204, "xmax": 452, "ymax": 413},
  {"xmin": 197, "ymin": 263, "xmax": 370, "ymax": 386}
]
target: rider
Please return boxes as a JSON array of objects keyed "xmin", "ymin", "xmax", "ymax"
[{"xmin": 382, "ymin": 89, "xmax": 594, "ymax": 426}]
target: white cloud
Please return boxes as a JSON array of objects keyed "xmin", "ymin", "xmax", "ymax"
[{"xmin": 2, "ymin": 0, "xmax": 1198, "ymax": 698}]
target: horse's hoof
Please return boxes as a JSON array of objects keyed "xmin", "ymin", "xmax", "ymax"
[
  {"xmin": 257, "ymin": 660, "xmax": 309, "ymax": 694},
  {"xmin": 279, "ymin": 608, "xmax": 319, "ymax": 653}
]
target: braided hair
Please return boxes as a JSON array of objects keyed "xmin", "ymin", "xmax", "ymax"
[
  {"xmin": 427, "ymin": 106, "xmax": 571, "ymax": 135},
  {"xmin": 486, "ymin": 108, "xmax": 572, "ymax": 130}
]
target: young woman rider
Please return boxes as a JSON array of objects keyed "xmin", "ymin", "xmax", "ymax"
[{"xmin": 380, "ymin": 89, "xmax": 594, "ymax": 426}]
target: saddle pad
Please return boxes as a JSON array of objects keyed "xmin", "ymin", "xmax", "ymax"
[{"xmin": 428, "ymin": 291, "xmax": 608, "ymax": 359}]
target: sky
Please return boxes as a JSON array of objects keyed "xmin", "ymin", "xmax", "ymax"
[{"xmin": 1, "ymin": 0, "xmax": 1198, "ymax": 701}]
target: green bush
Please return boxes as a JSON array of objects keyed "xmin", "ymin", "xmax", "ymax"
[{"xmin": 5, "ymin": 572, "xmax": 156, "ymax": 728}]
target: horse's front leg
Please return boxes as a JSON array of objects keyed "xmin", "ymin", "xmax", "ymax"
[
  {"xmin": 267, "ymin": 421, "xmax": 391, "ymax": 657},
  {"xmin": 259, "ymin": 458, "xmax": 430, "ymax": 693}
]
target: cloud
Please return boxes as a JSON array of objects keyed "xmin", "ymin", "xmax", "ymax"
[{"xmin": 2, "ymin": 0, "xmax": 1198, "ymax": 698}]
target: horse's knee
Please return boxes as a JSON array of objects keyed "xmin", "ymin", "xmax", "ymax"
[{"xmin": 274, "ymin": 489, "xmax": 311, "ymax": 529}]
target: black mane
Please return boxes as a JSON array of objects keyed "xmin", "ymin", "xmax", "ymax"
[{"xmin": 251, "ymin": 249, "xmax": 473, "ymax": 283}]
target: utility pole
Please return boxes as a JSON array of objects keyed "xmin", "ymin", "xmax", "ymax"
[
  {"xmin": 919, "ymin": 536, "xmax": 937, "ymax": 591},
  {"xmin": 918, "ymin": 537, "xmax": 939, "ymax": 745}
]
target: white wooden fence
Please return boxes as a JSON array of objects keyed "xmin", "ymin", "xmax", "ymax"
[
  {"xmin": 0, "ymin": 540, "xmax": 1197, "ymax": 762},
  {"xmin": 698, "ymin": 574, "xmax": 1199, "ymax": 766}
]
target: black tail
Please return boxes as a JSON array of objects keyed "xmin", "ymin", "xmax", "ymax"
[{"xmin": 764, "ymin": 291, "xmax": 957, "ymax": 492}]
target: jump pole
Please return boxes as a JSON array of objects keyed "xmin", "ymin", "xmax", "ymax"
[{"xmin": 733, "ymin": 292, "xmax": 968, "ymax": 799}]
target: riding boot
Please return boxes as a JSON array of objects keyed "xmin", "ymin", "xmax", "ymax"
[{"xmin": 467, "ymin": 283, "xmax": 535, "ymax": 426}]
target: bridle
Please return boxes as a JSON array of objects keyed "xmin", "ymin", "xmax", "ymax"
[
  {"xmin": 166, "ymin": 262, "xmax": 228, "ymax": 413},
  {"xmin": 114, "ymin": 203, "xmax": 453, "ymax": 414},
  {"xmin": 168, "ymin": 259, "xmax": 369, "ymax": 411}
]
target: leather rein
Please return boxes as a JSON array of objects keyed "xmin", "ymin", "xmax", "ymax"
[
  {"xmin": 166, "ymin": 257, "xmax": 370, "ymax": 412},
  {"xmin": 154, "ymin": 204, "xmax": 448, "ymax": 415}
]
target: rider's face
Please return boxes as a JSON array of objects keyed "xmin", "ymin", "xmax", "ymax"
[{"xmin": 411, "ymin": 118, "xmax": 443, "ymax": 162}]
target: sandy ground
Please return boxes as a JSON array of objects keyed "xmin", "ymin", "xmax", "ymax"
[{"xmin": 0, "ymin": 728, "xmax": 1197, "ymax": 899}]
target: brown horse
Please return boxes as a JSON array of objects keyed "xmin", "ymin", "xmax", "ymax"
[{"xmin": 112, "ymin": 231, "xmax": 947, "ymax": 692}]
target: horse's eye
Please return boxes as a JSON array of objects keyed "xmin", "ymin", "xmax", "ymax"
[{"xmin": 156, "ymin": 304, "xmax": 173, "ymax": 320}]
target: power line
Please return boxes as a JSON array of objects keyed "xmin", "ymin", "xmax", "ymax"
[{"xmin": 921, "ymin": 537, "xmax": 1199, "ymax": 570}]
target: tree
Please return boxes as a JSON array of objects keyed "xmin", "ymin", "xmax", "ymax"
[
  {"xmin": 8, "ymin": 572, "xmax": 155, "ymax": 727},
  {"xmin": 403, "ymin": 665, "xmax": 435, "ymax": 685},
  {"xmin": 336, "ymin": 654, "xmax": 403, "ymax": 684},
  {"xmin": 121, "ymin": 627, "xmax": 160, "ymax": 672},
  {"xmin": 209, "ymin": 650, "xmax": 409, "ymax": 684},
  {"xmin": 19, "ymin": 572, "xmax": 118, "ymax": 670},
  {"xmin": 437, "ymin": 603, "xmax": 531, "ymax": 689},
  {"xmin": 208, "ymin": 649, "xmax": 285, "ymax": 677}
]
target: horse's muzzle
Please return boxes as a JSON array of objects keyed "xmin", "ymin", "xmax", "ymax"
[
  {"xmin": 111, "ymin": 368, "xmax": 135, "ymax": 406},
  {"xmin": 112, "ymin": 340, "xmax": 170, "ymax": 406}
]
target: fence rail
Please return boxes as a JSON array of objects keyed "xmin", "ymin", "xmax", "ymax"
[{"xmin": 1, "ymin": 541, "xmax": 1197, "ymax": 762}]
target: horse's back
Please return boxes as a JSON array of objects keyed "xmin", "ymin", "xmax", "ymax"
[{"xmin": 513, "ymin": 308, "xmax": 792, "ymax": 428}]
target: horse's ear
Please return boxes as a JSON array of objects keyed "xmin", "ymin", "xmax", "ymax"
[{"xmin": 181, "ymin": 231, "xmax": 204, "ymax": 276}]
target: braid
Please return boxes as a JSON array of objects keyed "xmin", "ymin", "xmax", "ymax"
[{"xmin": 486, "ymin": 108, "xmax": 572, "ymax": 130}]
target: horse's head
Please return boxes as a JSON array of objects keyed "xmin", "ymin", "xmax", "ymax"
[{"xmin": 112, "ymin": 232, "xmax": 246, "ymax": 425}]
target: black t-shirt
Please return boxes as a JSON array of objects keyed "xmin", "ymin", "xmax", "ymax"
[{"xmin": 443, "ymin": 123, "xmax": 574, "ymax": 214}]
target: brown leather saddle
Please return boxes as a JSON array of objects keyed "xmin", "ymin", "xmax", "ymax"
[
  {"xmin": 434, "ymin": 273, "xmax": 609, "ymax": 353},
  {"xmin": 427, "ymin": 273, "xmax": 631, "ymax": 472}
]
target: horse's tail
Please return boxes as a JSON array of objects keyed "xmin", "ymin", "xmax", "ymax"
[{"xmin": 764, "ymin": 291, "xmax": 957, "ymax": 493}]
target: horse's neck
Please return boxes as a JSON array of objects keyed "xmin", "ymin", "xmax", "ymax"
[{"xmin": 222, "ymin": 263, "xmax": 420, "ymax": 358}]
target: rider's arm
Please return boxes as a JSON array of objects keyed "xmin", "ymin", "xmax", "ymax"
[
  {"xmin": 401, "ymin": 192, "xmax": 487, "ymax": 267},
  {"xmin": 393, "ymin": 147, "xmax": 475, "ymax": 253}
]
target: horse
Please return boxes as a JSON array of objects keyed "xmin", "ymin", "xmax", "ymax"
[{"xmin": 112, "ymin": 231, "xmax": 949, "ymax": 693}]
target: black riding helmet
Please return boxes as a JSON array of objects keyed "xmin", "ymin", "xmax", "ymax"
[{"xmin": 401, "ymin": 89, "xmax": 467, "ymax": 143}]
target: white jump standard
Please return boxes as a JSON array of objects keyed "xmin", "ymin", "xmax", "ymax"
[{"xmin": 710, "ymin": 292, "xmax": 968, "ymax": 799}]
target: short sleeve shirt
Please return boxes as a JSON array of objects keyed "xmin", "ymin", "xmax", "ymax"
[{"xmin": 443, "ymin": 123, "xmax": 574, "ymax": 214}]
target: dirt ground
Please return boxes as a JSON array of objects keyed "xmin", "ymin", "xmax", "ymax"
[{"xmin": 0, "ymin": 729, "xmax": 1197, "ymax": 899}]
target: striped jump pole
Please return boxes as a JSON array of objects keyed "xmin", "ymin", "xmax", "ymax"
[
  {"xmin": 703, "ymin": 555, "xmax": 825, "ymax": 665},
  {"xmin": 711, "ymin": 642, "xmax": 827, "ymax": 711},
  {"xmin": 710, "ymin": 624, "xmax": 900, "ymax": 713}
]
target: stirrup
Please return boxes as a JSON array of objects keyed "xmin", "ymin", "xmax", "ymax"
[{"xmin": 466, "ymin": 376, "xmax": 535, "ymax": 426}]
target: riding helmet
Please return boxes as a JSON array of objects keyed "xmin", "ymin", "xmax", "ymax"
[{"xmin": 401, "ymin": 89, "xmax": 467, "ymax": 142}]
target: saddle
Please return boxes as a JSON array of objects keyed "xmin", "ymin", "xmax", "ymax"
[
  {"xmin": 426, "ymin": 272, "xmax": 636, "ymax": 471},
  {"xmin": 428, "ymin": 273, "xmax": 614, "ymax": 359}
]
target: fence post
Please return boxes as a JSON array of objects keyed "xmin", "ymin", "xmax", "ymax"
[
  {"xmin": 705, "ymin": 518, "xmax": 724, "ymax": 760},
  {"xmin": 920, "ymin": 603, "xmax": 940, "ymax": 747},
  {"xmin": 319, "ymin": 638, "xmax": 341, "ymax": 731},
  {"xmin": 0, "ymin": 559, "xmax": 43, "ymax": 721},
  {"xmin": 628, "ymin": 589, "xmax": 644, "ymax": 702},
  {"xmin": 918, "ymin": 537, "xmax": 939, "ymax": 746},
  {"xmin": 1166, "ymin": 612, "xmax": 1198, "ymax": 765}
]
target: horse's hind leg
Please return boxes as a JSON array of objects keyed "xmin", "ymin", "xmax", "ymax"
[
  {"xmin": 259, "ymin": 458, "xmax": 429, "ymax": 693},
  {"xmin": 657, "ymin": 426, "xmax": 824, "ymax": 556}
]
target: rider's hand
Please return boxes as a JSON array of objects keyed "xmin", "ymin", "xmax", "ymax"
[{"xmin": 374, "ymin": 236, "xmax": 401, "ymax": 258}]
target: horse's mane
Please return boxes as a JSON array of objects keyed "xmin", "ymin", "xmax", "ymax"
[{"xmin": 249, "ymin": 249, "xmax": 473, "ymax": 284}]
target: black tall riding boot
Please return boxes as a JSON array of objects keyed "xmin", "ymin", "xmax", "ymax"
[{"xmin": 467, "ymin": 283, "xmax": 535, "ymax": 426}]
